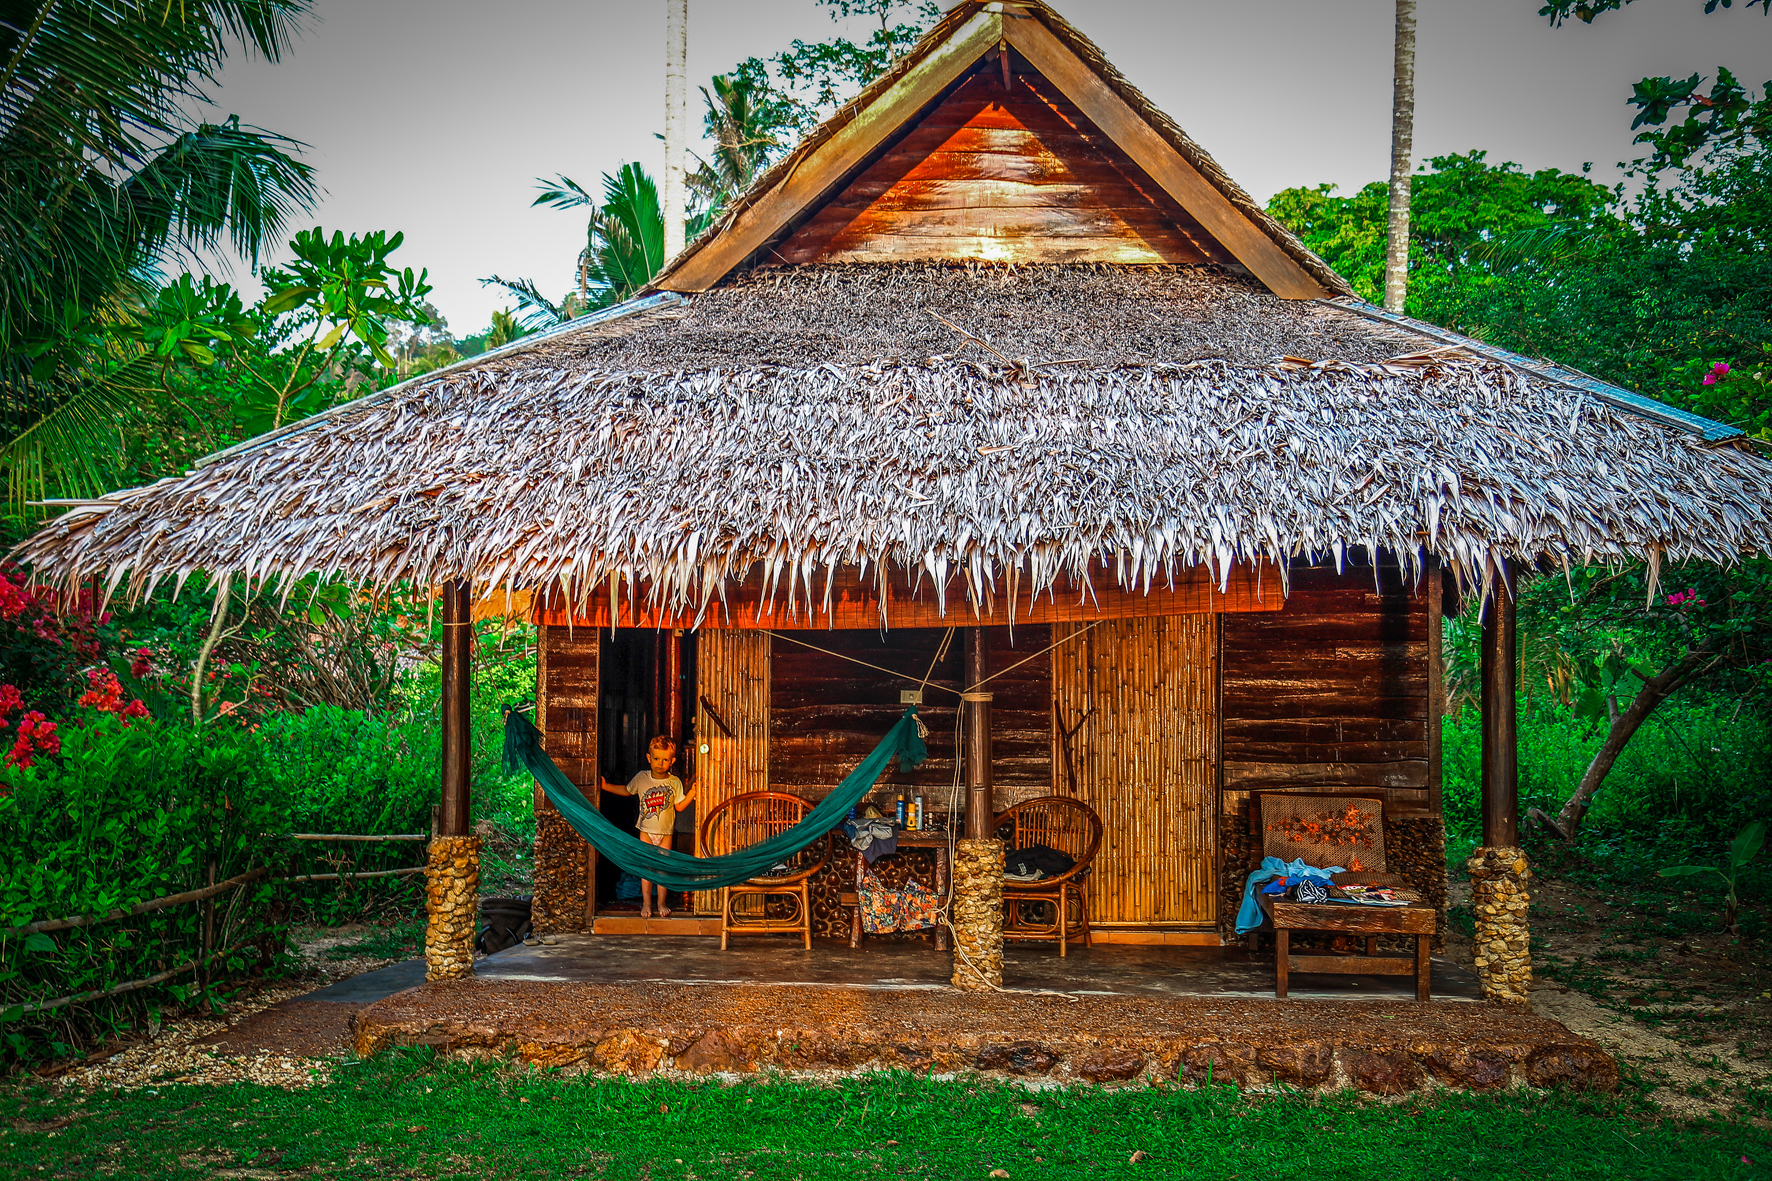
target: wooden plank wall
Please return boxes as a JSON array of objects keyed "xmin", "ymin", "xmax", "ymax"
[
  {"xmin": 692, "ymin": 631, "xmax": 771, "ymax": 914},
  {"xmin": 1053, "ymin": 616, "xmax": 1217, "ymax": 927},
  {"xmin": 1219, "ymin": 566, "xmax": 1433, "ymax": 814},
  {"xmin": 768, "ymin": 627, "xmax": 1053, "ymax": 814},
  {"xmin": 777, "ymin": 63, "xmax": 1227, "ymax": 265},
  {"xmin": 532, "ymin": 624, "xmax": 599, "ymax": 933}
]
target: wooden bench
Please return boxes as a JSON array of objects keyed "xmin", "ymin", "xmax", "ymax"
[{"xmin": 1264, "ymin": 897, "xmax": 1436, "ymax": 1001}]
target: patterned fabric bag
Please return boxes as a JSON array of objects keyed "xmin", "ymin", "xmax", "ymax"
[{"xmin": 857, "ymin": 867, "xmax": 938, "ymax": 933}]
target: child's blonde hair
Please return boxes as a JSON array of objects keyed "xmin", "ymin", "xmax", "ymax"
[{"xmin": 647, "ymin": 735, "xmax": 677, "ymax": 755}]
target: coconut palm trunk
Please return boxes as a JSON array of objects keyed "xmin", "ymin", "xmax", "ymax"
[
  {"xmin": 1384, "ymin": 0, "xmax": 1417, "ymax": 313},
  {"xmin": 662, "ymin": 0, "xmax": 688, "ymax": 265}
]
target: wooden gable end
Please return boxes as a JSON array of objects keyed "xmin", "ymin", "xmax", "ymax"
[
  {"xmin": 776, "ymin": 65, "xmax": 1233, "ymax": 266},
  {"xmin": 655, "ymin": 3, "xmax": 1329, "ymax": 297}
]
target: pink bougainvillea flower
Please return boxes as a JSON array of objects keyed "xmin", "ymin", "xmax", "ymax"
[{"xmin": 1703, "ymin": 361, "xmax": 1731, "ymax": 386}]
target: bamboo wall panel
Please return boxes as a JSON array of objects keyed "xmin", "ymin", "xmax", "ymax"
[
  {"xmin": 692, "ymin": 630, "xmax": 771, "ymax": 914},
  {"xmin": 1220, "ymin": 566, "xmax": 1433, "ymax": 814},
  {"xmin": 536, "ymin": 563, "xmax": 1280, "ymax": 631},
  {"xmin": 1053, "ymin": 616, "xmax": 1217, "ymax": 926},
  {"xmin": 533, "ymin": 625, "xmax": 598, "ymax": 932},
  {"xmin": 778, "ymin": 67, "xmax": 1227, "ymax": 266},
  {"xmin": 769, "ymin": 627, "xmax": 1053, "ymax": 814}
]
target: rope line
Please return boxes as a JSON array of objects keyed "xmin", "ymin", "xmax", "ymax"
[
  {"xmin": 765, "ymin": 630, "xmax": 965, "ymax": 696},
  {"xmin": 962, "ymin": 621, "xmax": 1100, "ymax": 692}
]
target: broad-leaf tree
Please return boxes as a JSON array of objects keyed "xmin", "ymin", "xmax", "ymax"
[{"xmin": 137, "ymin": 229, "xmax": 433, "ymax": 439}]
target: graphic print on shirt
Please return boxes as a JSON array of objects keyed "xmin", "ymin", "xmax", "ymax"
[{"xmin": 639, "ymin": 782, "xmax": 674, "ymax": 827}]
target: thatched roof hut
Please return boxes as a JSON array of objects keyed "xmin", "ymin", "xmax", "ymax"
[{"xmin": 15, "ymin": 0, "xmax": 1771, "ymax": 616}]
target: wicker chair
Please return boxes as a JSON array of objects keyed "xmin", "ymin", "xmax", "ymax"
[
  {"xmin": 993, "ymin": 796, "xmax": 1103, "ymax": 956},
  {"xmin": 698, "ymin": 791, "xmax": 829, "ymax": 950}
]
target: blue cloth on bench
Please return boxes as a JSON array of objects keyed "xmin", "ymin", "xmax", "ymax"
[{"xmin": 1236, "ymin": 857, "xmax": 1345, "ymax": 934}]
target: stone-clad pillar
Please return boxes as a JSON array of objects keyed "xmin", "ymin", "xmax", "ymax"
[
  {"xmin": 1471, "ymin": 565, "xmax": 1529, "ymax": 1001},
  {"xmin": 425, "ymin": 834, "xmax": 481, "ymax": 981},
  {"xmin": 951, "ymin": 839, "xmax": 1004, "ymax": 990},
  {"xmin": 1466, "ymin": 847, "xmax": 1531, "ymax": 1003}
]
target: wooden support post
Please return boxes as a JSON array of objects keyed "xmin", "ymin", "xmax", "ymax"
[
  {"xmin": 440, "ymin": 579, "xmax": 472, "ymax": 838},
  {"xmin": 667, "ymin": 628, "xmax": 683, "ymax": 745},
  {"xmin": 1470, "ymin": 561, "xmax": 1531, "ymax": 1003},
  {"xmin": 952, "ymin": 628, "xmax": 1004, "ymax": 990},
  {"xmin": 1479, "ymin": 565, "xmax": 1518, "ymax": 848},
  {"xmin": 963, "ymin": 628, "xmax": 994, "ymax": 840},
  {"xmin": 426, "ymin": 578, "xmax": 479, "ymax": 980}
]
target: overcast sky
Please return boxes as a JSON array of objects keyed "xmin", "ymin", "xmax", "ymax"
[{"xmin": 194, "ymin": 0, "xmax": 1772, "ymax": 333}]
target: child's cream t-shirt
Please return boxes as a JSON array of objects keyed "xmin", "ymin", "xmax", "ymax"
[{"xmin": 630, "ymin": 771, "xmax": 686, "ymax": 836}]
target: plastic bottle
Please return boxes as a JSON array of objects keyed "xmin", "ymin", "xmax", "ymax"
[{"xmin": 895, "ymin": 793, "xmax": 907, "ymax": 828}]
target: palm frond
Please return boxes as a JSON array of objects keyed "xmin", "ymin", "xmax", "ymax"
[
  {"xmin": 122, "ymin": 115, "xmax": 316, "ymax": 265},
  {"xmin": 479, "ymin": 275, "xmax": 564, "ymax": 329},
  {"xmin": 533, "ymin": 173, "xmax": 595, "ymax": 211},
  {"xmin": 0, "ymin": 353, "xmax": 160, "ymax": 511}
]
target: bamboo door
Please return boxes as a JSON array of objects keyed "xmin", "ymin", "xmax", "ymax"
[
  {"xmin": 1052, "ymin": 616, "xmax": 1217, "ymax": 926},
  {"xmin": 692, "ymin": 630, "xmax": 770, "ymax": 913}
]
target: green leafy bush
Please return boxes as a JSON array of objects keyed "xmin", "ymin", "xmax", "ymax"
[
  {"xmin": 0, "ymin": 717, "xmax": 287, "ymax": 1063},
  {"xmin": 1444, "ymin": 694, "xmax": 1772, "ymax": 893}
]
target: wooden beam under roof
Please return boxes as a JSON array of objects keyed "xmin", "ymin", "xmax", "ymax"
[
  {"xmin": 656, "ymin": 8, "xmax": 1003, "ymax": 293},
  {"xmin": 1002, "ymin": 13, "xmax": 1327, "ymax": 299}
]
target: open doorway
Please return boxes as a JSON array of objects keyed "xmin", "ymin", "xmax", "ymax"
[{"xmin": 595, "ymin": 628, "xmax": 697, "ymax": 910}]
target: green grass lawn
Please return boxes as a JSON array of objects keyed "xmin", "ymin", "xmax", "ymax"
[{"xmin": 3, "ymin": 1050, "xmax": 1769, "ymax": 1180}]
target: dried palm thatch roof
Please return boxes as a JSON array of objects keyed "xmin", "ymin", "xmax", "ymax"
[{"xmin": 15, "ymin": 263, "xmax": 1772, "ymax": 616}]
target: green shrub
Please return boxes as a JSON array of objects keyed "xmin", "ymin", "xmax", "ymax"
[
  {"xmin": 0, "ymin": 717, "xmax": 287, "ymax": 1063},
  {"xmin": 1444, "ymin": 693, "xmax": 1772, "ymax": 881}
]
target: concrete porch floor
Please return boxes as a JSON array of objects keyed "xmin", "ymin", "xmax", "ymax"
[{"xmin": 460, "ymin": 936, "xmax": 1485, "ymax": 1002}]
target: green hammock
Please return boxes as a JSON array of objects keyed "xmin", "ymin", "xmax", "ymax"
[{"xmin": 502, "ymin": 707, "xmax": 927, "ymax": 892}]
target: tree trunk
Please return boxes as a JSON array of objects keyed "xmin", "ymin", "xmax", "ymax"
[
  {"xmin": 1554, "ymin": 643, "xmax": 1723, "ymax": 838},
  {"xmin": 661, "ymin": 0, "xmax": 688, "ymax": 267},
  {"xmin": 1384, "ymin": 0, "xmax": 1417, "ymax": 313},
  {"xmin": 190, "ymin": 572, "xmax": 235, "ymax": 726}
]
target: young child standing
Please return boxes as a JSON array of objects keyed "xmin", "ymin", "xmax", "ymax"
[{"xmin": 600, "ymin": 736, "xmax": 695, "ymax": 918}]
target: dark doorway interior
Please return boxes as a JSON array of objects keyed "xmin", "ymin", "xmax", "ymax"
[{"xmin": 595, "ymin": 628, "xmax": 697, "ymax": 908}]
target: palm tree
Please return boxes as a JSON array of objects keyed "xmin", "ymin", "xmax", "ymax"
[
  {"xmin": 500, "ymin": 164, "xmax": 712, "ymax": 322},
  {"xmin": 689, "ymin": 73, "xmax": 780, "ymax": 212},
  {"xmin": 1384, "ymin": 0, "xmax": 1417, "ymax": 313},
  {"xmin": 0, "ymin": 0, "xmax": 318, "ymax": 506}
]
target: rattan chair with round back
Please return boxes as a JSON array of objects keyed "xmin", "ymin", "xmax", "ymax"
[
  {"xmin": 993, "ymin": 795, "xmax": 1103, "ymax": 956},
  {"xmin": 697, "ymin": 790, "xmax": 831, "ymax": 950}
]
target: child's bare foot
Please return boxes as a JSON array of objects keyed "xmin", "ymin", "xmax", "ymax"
[
  {"xmin": 639, "ymin": 908, "xmax": 653, "ymax": 919},
  {"xmin": 658, "ymin": 906, "xmax": 672, "ymax": 918}
]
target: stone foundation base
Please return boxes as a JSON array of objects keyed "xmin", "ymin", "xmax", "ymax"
[
  {"xmin": 1466, "ymin": 846, "xmax": 1531, "ymax": 1003},
  {"xmin": 951, "ymin": 839, "xmax": 1004, "ymax": 991},
  {"xmin": 425, "ymin": 835, "xmax": 481, "ymax": 982},
  {"xmin": 355, "ymin": 978, "xmax": 1618, "ymax": 1093}
]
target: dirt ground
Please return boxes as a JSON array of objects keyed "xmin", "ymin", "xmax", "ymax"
[
  {"xmin": 36, "ymin": 924, "xmax": 415, "ymax": 1092},
  {"xmin": 1445, "ymin": 873, "xmax": 1771, "ymax": 1121}
]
